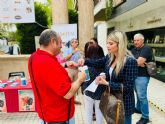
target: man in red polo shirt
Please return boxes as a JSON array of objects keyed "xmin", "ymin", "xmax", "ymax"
[{"xmin": 28, "ymin": 29, "xmax": 86, "ymax": 124}]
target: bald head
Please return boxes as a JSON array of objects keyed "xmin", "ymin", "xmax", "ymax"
[{"xmin": 39, "ymin": 29, "xmax": 59, "ymax": 46}]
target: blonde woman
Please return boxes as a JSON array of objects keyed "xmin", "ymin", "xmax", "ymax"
[{"xmin": 79, "ymin": 30, "xmax": 138, "ymax": 124}]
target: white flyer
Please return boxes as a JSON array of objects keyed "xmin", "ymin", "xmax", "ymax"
[{"xmin": 85, "ymin": 80, "xmax": 98, "ymax": 92}]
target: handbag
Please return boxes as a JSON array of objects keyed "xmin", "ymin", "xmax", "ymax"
[
  {"xmin": 145, "ymin": 52, "xmax": 157, "ymax": 76},
  {"xmin": 146, "ymin": 62, "xmax": 157, "ymax": 76},
  {"xmin": 99, "ymin": 86, "xmax": 124, "ymax": 124}
]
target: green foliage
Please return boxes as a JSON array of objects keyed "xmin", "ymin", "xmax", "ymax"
[
  {"xmin": 16, "ymin": 2, "xmax": 49, "ymax": 54},
  {"xmin": 68, "ymin": 9, "xmax": 78, "ymax": 24},
  {"xmin": 43, "ymin": 0, "xmax": 52, "ymax": 26},
  {"xmin": 105, "ymin": 0, "xmax": 113, "ymax": 20},
  {"xmin": 7, "ymin": 32, "xmax": 17, "ymax": 41},
  {"xmin": 0, "ymin": 24, "xmax": 14, "ymax": 39},
  {"xmin": 67, "ymin": 0, "xmax": 77, "ymax": 10}
]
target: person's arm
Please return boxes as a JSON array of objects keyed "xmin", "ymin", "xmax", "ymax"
[
  {"xmin": 137, "ymin": 46, "xmax": 152, "ymax": 67},
  {"xmin": 64, "ymin": 53, "xmax": 74, "ymax": 61},
  {"xmin": 78, "ymin": 55, "xmax": 108, "ymax": 68},
  {"xmin": 64, "ymin": 71, "xmax": 86, "ymax": 99},
  {"xmin": 61, "ymin": 61, "xmax": 78, "ymax": 69},
  {"xmin": 64, "ymin": 48, "xmax": 79, "ymax": 61},
  {"xmin": 137, "ymin": 57, "xmax": 146, "ymax": 67}
]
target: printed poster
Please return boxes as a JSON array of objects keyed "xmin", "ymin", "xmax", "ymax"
[
  {"xmin": 0, "ymin": 0, "xmax": 35, "ymax": 23},
  {"xmin": 0, "ymin": 92, "xmax": 7, "ymax": 112},
  {"xmin": 18, "ymin": 90, "xmax": 35, "ymax": 111},
  {"xmin": 52, "ymin": 24, "xmax": 77, "ymax": 43}
]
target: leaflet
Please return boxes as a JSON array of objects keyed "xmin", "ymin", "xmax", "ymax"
[{"xmin": 85, "ymin": 80, "xmax": 98, "ymax": 92}]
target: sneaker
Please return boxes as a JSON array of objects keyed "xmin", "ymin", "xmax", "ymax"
[
  {"xmin": 93, "ymin": 114, "xmax": 96, "ymax": 121},
  {"xmin": 93, "ymin": 112, "xmax": 96, "ymax": 121},
  {"xmin": 134, "ymin": 108, "xmax": 142, "ymax": 114},
  {"xmin": 136, "ymin": 117, "xmax": 149, "ymax": 124}
]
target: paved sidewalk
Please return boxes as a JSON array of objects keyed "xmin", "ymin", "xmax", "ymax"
[
  {"xmin": 0, "ymin": 77, "xmax": 165, "ymax": 124},
  {"xmin": 148, "ymin": 78, "xmax": 165, "ymax": 113}
]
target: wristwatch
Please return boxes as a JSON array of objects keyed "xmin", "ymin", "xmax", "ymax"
[
  {"xmin": 64, "ymin": 63, "xmax": 68, "ymax": 68},
  {"xmin": 72, "ymin": 52, "xmax": 74, "ymax": 55}
]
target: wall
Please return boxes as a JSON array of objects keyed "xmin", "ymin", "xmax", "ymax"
[
  {"xmin": 97, "ymin": 22, "xmax": 108, "ymax": 55},
  {"xmin": 112, "ymin": 6, "xmax": 165, "ymax": 32},
  {"xmin": 0, "ymin": 55, "xmax": 30, "ymax": 80}
]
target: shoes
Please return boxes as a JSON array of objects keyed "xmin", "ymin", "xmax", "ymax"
[
  {"xmin": 93, "ymin": 113, "xmax": 96, "ymax": 121},
  {"xmin": 74, "ymin": 100, "xmax": 81, "ymax": 105},
  {"xmin": 134, "ymin": 108, "xmax": 142, "ymax": 114},
  {"xmin": 136, "ymin": 117, "xmax": 149, "ymax": 124}
]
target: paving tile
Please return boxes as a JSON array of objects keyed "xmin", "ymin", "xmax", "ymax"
[{"xmin": 0, "ymin": 78, "xmax": 165, "ymax": 124}]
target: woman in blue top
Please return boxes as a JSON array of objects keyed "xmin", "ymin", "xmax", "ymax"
[{"xmin": 79, "ymin": 31, "xmax": 138, "ymax": 124}]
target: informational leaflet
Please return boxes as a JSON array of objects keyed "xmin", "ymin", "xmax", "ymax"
[
  {"xmin": 0, "ymin": 0, "xmax": 35, "ymax": 23},
  {"xmin": 0, "ymin": 92, "xmax": 7, "ymax": 112},
  {"xmin": 84, "ymin": 72, "xmax": 106, "ymax": 93},
  {"xmin": 85, "ymin": 80, "xmax": 98, "ymax": 93},
  {"xmin": 52, "ymin": 24, "xmax": 77, "ymax": 43},
  {"xmin": 18, "ymin": 90, "xmax": 35, "ymax": 111}
]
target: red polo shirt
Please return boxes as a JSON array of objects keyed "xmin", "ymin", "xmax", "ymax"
[{"xmin": 28, "ymin": 49, "xmax": 74, "ymax": 122}]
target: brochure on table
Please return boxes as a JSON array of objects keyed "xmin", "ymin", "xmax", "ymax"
[
  {"xmin": 0, "ymin": 92, "xmax": 7, "ymax": 112},
  {"xmin": 18, "ymin": 90, "xmax": 35, "ymax": 111}
]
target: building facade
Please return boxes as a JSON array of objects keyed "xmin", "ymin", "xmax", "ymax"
[{"xmin": 94, "ymin": 0, "xmax": 165, "ymax": 82}]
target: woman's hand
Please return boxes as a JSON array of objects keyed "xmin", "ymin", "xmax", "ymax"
[
  {"xmin": 95, "ymin": 76, "xmax": 108, "ymax": 85},
  {"xmin": 78, "ymin": 58, "xmax": 85, "ymax": 66},
  {"xmin": 66, "ymin": 61, "xmax": 78, "ymax": 69}
]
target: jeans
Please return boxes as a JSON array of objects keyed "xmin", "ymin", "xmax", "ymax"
[
  {"xmin": 84, "ymin": 95, "xmax": 103, "ymax": 124},
  {"xmin": 124, "ymin": 115, "xmax": 132, "ymax": 124},
  {"xmin": 134, "ymin": 77, "xmax": 150, "ymax": 119},
  {"xmin": 39, "ymin": 116, "xmax": 75, "ymax": 124}
]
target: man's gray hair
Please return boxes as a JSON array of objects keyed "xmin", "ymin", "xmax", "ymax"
[
  {"xmin": 71, "ymin": 38, "xmax": 78, "ymax": 43},
  {"xmin": 134, "ymin": 33, "xmax": 144, "ymax": 40},
  {"xmin": 39, "ymin": 29, "xmax": 59, "ymax": 46}
]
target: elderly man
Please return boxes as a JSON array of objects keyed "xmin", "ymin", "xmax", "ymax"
[
  {"xmin": 131, "ymin": 33, "xmax": 153, "ymax": 124},
  {"xmin": 28, "ymin": 29, "xmax": 86, "ymax": 124}
]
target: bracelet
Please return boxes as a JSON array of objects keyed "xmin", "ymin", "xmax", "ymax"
[{"xmin": 64, "ymin": 63, "xmax": 68, "ymax": 68}]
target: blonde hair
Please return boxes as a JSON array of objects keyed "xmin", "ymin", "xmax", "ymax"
[{"xmin": 107, "ymin": 30, "xmax": 133, "ymax": 76}]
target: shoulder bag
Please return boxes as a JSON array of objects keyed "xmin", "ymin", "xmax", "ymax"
[
  {"xmin": 99, "ymin": 86, "xmax": 125, "ymax": 124},
  {"xmin": 145, "ymin": 52, "xmax": 157, "ymax": 76}
]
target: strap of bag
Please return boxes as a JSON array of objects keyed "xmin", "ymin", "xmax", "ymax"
[
  {"xmin": 151, "ymin": 50, "xmax": 155, "ymax": 62},
  {"xmin": 30, "ymin": 54, "xmax": 71, "ymax": 124},
  {"xmin": 29, "ymin": 54, "xmax": 46, "ymax": 124},
  {"xmin": 68, "ymin": 99, "xmax": 71, "ymax": 124}
]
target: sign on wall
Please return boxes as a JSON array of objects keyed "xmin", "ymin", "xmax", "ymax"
[
  {"xmin": 0, "ymin": 0, "xmax": 35, "ymax": 23},
  {"xmin": 52, "ymin": 24, "xmax": 77, "ymax": 43}
]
